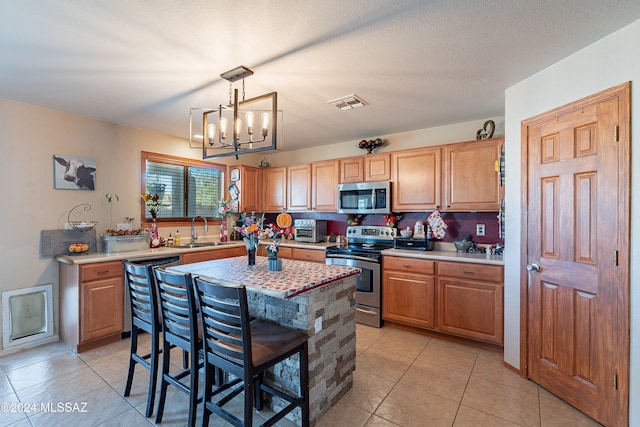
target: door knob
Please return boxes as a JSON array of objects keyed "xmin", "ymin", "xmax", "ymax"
[{"xmin": 526, "ymin": 263, "xmax": 541, "ymax": 272}]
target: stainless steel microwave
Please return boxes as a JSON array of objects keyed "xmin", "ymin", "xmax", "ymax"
[{"xmin": 337, "ymin": 181, "xmax": 391, "ymax": 214}]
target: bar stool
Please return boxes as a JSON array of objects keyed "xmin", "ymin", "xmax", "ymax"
[
  {"xmin": 193, "ymin": 276, "xmax": 310, "ymax": 427},
  {"xmin": 154, "ymin": 267, "xmax": 203, "ymax": 427},
  {"xmin": 123, "ymin": 262, "xmax": 160, "ymax": 418}
]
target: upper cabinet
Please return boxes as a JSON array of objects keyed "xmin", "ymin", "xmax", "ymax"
[
  {"xmin": 262, "ymin": 166, "xmax": 287, "ymax": 212},
  {"xmin": 287, "ymin": 164, "xmax": 312, "ymax": 211},
  {"xmin": 236, "ymin": 165, "xmax": 261, "ymax": 213},
  {"xmin": 339, "ymin": 157, "xmax": 364, "ymax": 183},
  {"xmin": 442, "ymin": 138, "xmax": 502, "ymax": 212},
  {"xmin": 312, "ymin": 160, "xmax": 339, "ymax": 211},
  {"xmin": 392, "ymin": 147, "xmax": 441, "ymax": 211},
  {"xmin": 364, "ymin": 153, "xmax": 391, "ymax": 182}
]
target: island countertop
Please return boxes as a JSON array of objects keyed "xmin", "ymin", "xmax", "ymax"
[{"xmin": 167, "ymin": 255, "xmax": 360, "ymax": 298}]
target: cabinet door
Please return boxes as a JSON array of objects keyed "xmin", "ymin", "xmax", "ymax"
[
  {"xmin": 437, "ymin": 277, "xmax": 503, "ymax": 344},
  {"xmin": 392, "ymin": 147, "xmax": 441, "ymax": 211},
  {"xmin": 365, "ymin": 153, "xmax": 391, "ymax": 181},
  {"xmin": 339, "ymin": 157, "xmax": 364, "ymax": 183},
  {"xmin": 262, "ymin": 166, "xmax": 287, "ymax": 212},
  {"xmin": 287, "ymin": 164, "xmax": 312, "ymax": 211},
  {"xmin": 312, "ymin": 160, "xmax": 339, "ymax": 211},
  {"xmin": 382, "ymin": 270, "xmax": 435, "ymax": 329},
  {"xmin": 443, "ymin": 138, "xmax": 502, "ymax": 211},
  {"xmin": 238, "ymin": 165, "xmax": 261, "ymax": 212},
  {"xmin": 80, "ymin": 277, "xmax": 124, "ymax": 342}
]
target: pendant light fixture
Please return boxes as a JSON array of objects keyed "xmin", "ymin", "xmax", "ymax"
[{"xmin": 189, "ymin": 65, "xmax": 280, "ymax": 159}]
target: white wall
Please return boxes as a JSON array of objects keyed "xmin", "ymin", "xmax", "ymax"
[{"xmin": 504, "ymin": 19, "xmax": 640, "ymax": 423}]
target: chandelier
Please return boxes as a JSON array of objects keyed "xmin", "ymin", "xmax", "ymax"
[{"xmin": 189, "ymin": 65, "xmax": 280, "ymax": 159}]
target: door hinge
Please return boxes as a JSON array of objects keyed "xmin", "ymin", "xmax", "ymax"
[
  {"xmin": 614, "ymin": 373, "xmax": 618, "ymax": 390},
  {"xmin": 614, "ymin": 250, "xmax": 619, "ymax": 266},
  {"xmin": 614, "ymin": 125, "xmax": 619, "ymax": 142}
]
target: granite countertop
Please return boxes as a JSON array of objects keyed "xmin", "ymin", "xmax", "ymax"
[
  {"xmin": 54, "ymin": 239, "xmax": 336, "ymax": 265},
  {"xmin": 382, "ymin": 248, "xmax": 504, "ymax": 266},
  {"xmin": 168, "ymin": 256, "xmax": 360, "ymax": 299}
]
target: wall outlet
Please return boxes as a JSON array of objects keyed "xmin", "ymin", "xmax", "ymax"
[{"xmin": 476, "ymin": 224, "xmax": 486, "ymax": 236}]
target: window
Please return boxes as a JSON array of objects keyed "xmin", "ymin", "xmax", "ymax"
[{"xmin": 141, "ymin": 151, "xmax": 225, "ymax": 223}]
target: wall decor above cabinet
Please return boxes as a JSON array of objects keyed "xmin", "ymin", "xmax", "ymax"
[{"xmin": 357, "ymin": 138, "xmax": 385, "ymax": 154}]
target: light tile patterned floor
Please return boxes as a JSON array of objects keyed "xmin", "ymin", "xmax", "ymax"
[{"xmin": 0, "ymin": 324, "xmax": 603, "ymax": 426}]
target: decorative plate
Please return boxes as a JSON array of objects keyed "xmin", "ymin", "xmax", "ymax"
[
  {"xmin": 230, "ymin": 168, "xmax": 240, "ymax": 182},
  {"xmin": 228, "ymin": 183, "xmax": 239, "ymax": 200}
]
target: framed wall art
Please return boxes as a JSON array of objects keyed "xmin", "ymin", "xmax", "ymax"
[{"xmin": 53, "ymin": 155, "xmax": 97, "ymax": 190}]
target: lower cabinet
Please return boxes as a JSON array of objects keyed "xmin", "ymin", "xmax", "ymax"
[
  {"xmin": 257, "ymin": 245, "xmax": 324, "ymax": 262},
  {"xmin": 382, "ymin": 256, "xmax": 504, "ymax": 345},
  {"xmin": 382, "ymin": 257, "xmax": 435, "ymax": 329},
  {"xmin": 59, "ymin": 260, "xmax": 124, "ymax": 353}
]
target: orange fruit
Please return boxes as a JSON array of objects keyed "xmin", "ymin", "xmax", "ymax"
[{"xmin": 276, "ymin": 212, "xmax": 292, "ymax": 228}]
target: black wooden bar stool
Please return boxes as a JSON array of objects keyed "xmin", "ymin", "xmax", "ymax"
[
  {"xmin": 193, "ymin": 276, "xmax": 310, "ymax": 427},
  {"xmin": 154, "ymin": 267, "xmax": 203, "ymax": 427},
  {"xmin": 123, "ymin": 262, "xmax": 161, "ymax": 418}
]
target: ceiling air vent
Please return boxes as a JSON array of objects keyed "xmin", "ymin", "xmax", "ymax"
[{"xmin": 327, "ymin": 94, "xmax": 368, "ymax": 110}]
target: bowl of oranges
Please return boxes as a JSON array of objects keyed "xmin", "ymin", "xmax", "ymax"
[{"xmin": 67, "ymin": 242, "xmax": 90, "ymax": 254}]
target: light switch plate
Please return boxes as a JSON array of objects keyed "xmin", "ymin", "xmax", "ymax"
[{"xmin": 476, "ymin": 224, "xmax": 486, "ymax": 236}]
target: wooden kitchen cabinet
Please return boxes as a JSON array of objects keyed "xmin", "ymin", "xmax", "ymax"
[
  {"xmin": 312, "ymin": 160, "xmax": 339, "ymax": 211},
  {"xmin": 339, "ymin": 157, "xmax": 364, "ymax": 183},
  {"xmin": 442, "ymin": 138, "xmax": 502, "ymax": 211},
  {"xmin": 365, "ymin": 153, "xmax": 391, "ymax": 181},
  {"xmin": 180, "ymin": 245, "xmax": 246, "ymax": 264},
  {"xmin": 59, "ymin": 260, "xmax": 124, "ymax": 353},
  {"xmin": 236, "ymin": 165, "xmax": 262, "ymax": 212},
  {"xmin": 391, "ymin": 147, "xmax": 441, "ymax": 211},
  {"xmin": 382, "ymin": 256, "xmax": 436, "ymax": 329},
  {"xmin": 437, "ymin": 261, "xmax": 504, "ymax": 344},
  {"xmin": 287, "ymin": 164, "xmax": 312, "ymax": 211},
  {"xmin": 262, "ymin": 166, "xmax": 287, "ymax": 212}
]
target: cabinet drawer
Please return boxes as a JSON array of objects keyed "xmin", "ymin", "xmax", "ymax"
[
  {"xmin": 292, "ymin": 248, "xmax": 325, "ymax": 263},
  {"xmin": 384, "ymin": 256, "xmax": 435, "ymax": 275},
  {"xmin": 80, "ymin": 261, "xmax": 123, "ymax": 282},
  {"xmin": 437, "ymin": 262, "xmax": 503, "ymax": 283}
]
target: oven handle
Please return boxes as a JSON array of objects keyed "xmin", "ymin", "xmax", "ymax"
[{"xmin": 327, "ymin": 254, "xmax": 379, "ymax": 263}]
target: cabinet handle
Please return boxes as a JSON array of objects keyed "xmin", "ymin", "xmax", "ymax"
[
  {"xmin": 96, "ymin": 270, "xmax": 109, "ymax": 275},
  {"xmin": 463, "ymin": 271, "xmax": 474, "ymax": 275},
  {"xmin": 402, "ymin": 264, "xmax": 412, "ymax": 268}
]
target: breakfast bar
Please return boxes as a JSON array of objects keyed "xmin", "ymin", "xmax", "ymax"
[{"xmin": 168, "ymin": 255, "xmax": 360, "ymax": 424}]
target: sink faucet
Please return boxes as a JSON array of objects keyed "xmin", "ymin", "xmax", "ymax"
[{"xmin": 191, "ymin": 216, "xmax": 208, "ymax": 243}]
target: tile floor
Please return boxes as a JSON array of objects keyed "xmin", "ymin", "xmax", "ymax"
[{"xmin": 0, "ymin": 324, "xmax": 602, "ymax": 427}]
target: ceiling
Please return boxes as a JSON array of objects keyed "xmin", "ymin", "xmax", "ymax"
[{"xmin": 1, "ymin": 1, "xmax": 639, "ymax": 153}]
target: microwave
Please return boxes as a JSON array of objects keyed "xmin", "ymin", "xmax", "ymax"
[
  {"xmin": 294, "ymin": 219, "xmax": 327, "ymax": 243},
  {"xmin": 337, "ymin": 181, "xmax": 391, "ymax": 214}
]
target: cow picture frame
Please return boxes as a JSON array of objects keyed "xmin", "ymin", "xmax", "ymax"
[{"xmin": 53, "ymin": 155, "xmax": 97, "ymax": 190}]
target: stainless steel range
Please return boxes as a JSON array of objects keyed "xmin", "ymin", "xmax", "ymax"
[{"xmin": 325, "ymin": 225, "xmax": 396, "ymax": 327}]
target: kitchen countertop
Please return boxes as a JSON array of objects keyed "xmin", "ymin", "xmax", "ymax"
[
  {"xmin": 169, "ymin": 256, "xmax": 360, "ymax": 299},
  {"xmin": 54, "ymin": 239, "xmax": 335, "ymax": 265},
  {"xmin": 382, "ymin": 248, "xmax": 504, "ymax": 266}
]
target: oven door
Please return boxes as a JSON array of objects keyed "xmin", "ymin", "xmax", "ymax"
[{"xmin": 326, "ymin": 254, "xmax": 382, "ymax": 327}]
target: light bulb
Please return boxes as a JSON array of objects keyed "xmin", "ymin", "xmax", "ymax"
[
  {"xmin": 207, "ymin": 123, "xmax": 215, "ymax": 145},
  {"xmin": 246, "ymin": 111, "xmax": 254, "ymax": 136},
  {"xmin": 220, "ymin": 117, "xmax": 227, "ymax": 140},
  {"xmin": 261, "ymin": 112, "xmax": 270, "ymax": 138},
  {"xmin": 235, "ymin": 118, "xmax": 242, "ymax": 136}
]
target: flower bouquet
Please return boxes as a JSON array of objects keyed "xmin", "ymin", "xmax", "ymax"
[
  {"xmin": 384, "ymin": 213, "xmax": 402, "ymax": 228},
  {"xmin": 141, "ymin": 193, "xmax": 162, "ymax": 248},
  {"xmin": 234, "ymin": 213, "xmax": 265, "ymax": 266}
]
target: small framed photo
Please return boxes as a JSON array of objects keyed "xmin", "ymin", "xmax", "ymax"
[{"xmin": 53, "ymin": 155, "xmax": 96, "ymax": 190}]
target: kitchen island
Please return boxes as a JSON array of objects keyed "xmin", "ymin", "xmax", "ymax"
[{"xmin": 168, "ymin": 256, "xmax": 360, "ymax": 424}]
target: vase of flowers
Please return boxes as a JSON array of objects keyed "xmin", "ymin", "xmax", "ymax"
[
  {"xmin": 265, "ymin": 224, "xmax": 284, "ymax": 271},
  {"xmin": 234, "ymin": 213, "xmax": 264, "ymax": 267},
  {"xmin": 141, "ymin": 193, "xmax": 162, "ymax": 248}
]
